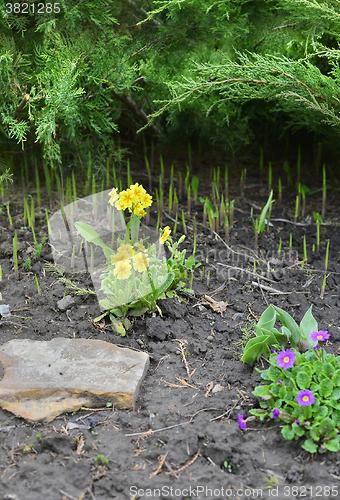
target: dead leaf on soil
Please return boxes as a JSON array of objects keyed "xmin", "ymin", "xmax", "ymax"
[
  {"xmin": 200, "ymin": 295, "xmax": 228, "ymax": 314},
  {"xmin": 176, "ymin": 377, "xmax": 198, "ymax": 389}
]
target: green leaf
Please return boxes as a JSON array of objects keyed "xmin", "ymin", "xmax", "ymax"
[
  {"xmin": 241, "ymin": 335, "xmax": 271, "ymax": 366},
  {"xmin": 191, "ymin": 175, "xmax": 199, "ymax": 196},
  {"xmin": 325, "ymin": 439, "xmax": 340, "ymax": 452},
  {"xmin": 257, "ymin": 305, "xmax": 276, "ymax": 330},
  {"xmin": 299, "ymin": 306, "xmax": 318, "ymax": 343},
  {"xmin": 267, "ymin": 365, "xmax": 282, "ymax": 382},
  {"xmin": 296, "ymin": 371, "xmax": 312, "ymax": 390},
  {"xmin": 313, "ymin": 405, "xmax": 329, "ymax": 419},
  {"xmin": 281, "ymin": 426, "xmax": 295, "ymax": 440},
  {"xmin": 331, "ymin": 387, "xmax": 340, "ymax": 400},
  {"xmin": 332, "ymin": 370, "xmax": 340, "ymax": 386},
  {"xmin": 319, "ymin": 417, "xmax": 335, "ymax": 435},
  {"xmin": 322, "ymin": 363, "xmax": 334, "ymax": 377},
  {"xmin": 253, "ymin": 386, "xmax": 271, "ymax": 398},
  {"xmin": 75, "ymin": 222, "xmax": 114, "ymax": 260},
  {"xmin": 258, "ymin": 190, "xmax": 274, "ymax": 234},
  {"xmin": 320, "ymin": 379, "xmax": 333, "ymax": 398},
  {"xmin": 109, "ymin": 314, "xmax": 126, "ymax": 336},
  {"xmin": 302, "ymin": 439, "xmax": 318, "ymax": 454},
  {"xmin": 272, "ymin": 305, "xmax": 300, "ymax": 346},
  {"xmin": 249, "ymin": 409, "xmax": 269, "ymax": 421},
  {"xmin": 128, "ymin": 306, "xmax": 148, "ymax": 317},
  {"xmin": 184, "ymin": 255, "xmax": 195, "ymax": 270}
]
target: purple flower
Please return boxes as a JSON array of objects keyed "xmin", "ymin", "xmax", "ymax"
[
  {"xmin": 314, "ymin": 344, "xmax": 320, "ymax": 350},
  {"xmin": 273, "ymin": 409, "xmax": 280, "ymax": 419},
  {"xmin": 296, "ymin": 389, "xmax": 315, "ymax": 407},
  {"xmin": 296, "ymin": 420, "xmax": 300, "ymax": 425},
  {"xmin": 238, "ymin": 414, "xmax": 247, "ymax": 430},
  {"xmin": 276, "ymin": 349, "xmax": 296, "ymax": 369},
  {"xmin": 261, "ymin": 397, "xmax": 265, "ymax": 400},
  {"xmin": 321, "ymin": 445, "xmax": 326, "ymax": 451},
  {"xmin": 310, "ymin": 330, "xmax": 330, "ymax": 342},
  {"xmin": 277, "ymin": 380, "xmax": 281, "ymax": 384},
  {"xmin": 270, "ymin": 349, "xmax": 275, "ymax": 353}
]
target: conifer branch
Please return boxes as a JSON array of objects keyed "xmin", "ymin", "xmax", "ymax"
[{"xmin": 120, "ymin": 0, "xmax": 161, "ymax": 26}]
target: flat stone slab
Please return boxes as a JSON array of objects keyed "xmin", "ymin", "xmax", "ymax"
[{"xmin": 0, "ymin": 338, "xmax": 149, "ymax": 423}]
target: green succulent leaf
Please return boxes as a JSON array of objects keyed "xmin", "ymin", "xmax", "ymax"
[
  {"xmin": 241, "ymin": 335, "xmax": 271, "ymax": 366},
  {"xmin": 299, "ymin": 306, "xmax": 318, "ymax": 344}
]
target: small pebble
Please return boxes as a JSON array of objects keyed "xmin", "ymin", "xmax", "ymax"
[{"xmin": 207, "ymin": 335, "xmax": 214, "ymax": 341}]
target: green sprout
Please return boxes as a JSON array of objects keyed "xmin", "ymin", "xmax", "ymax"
[
  {"xmin": 320, "ymin": 274, "xmax": 327, "ymax": 299},
  {"xmin": 13, "ymin": 230, "xmax": 18, "ymax": 279},
  {"xmin": 325, "ymin": 240, "xmax": 330, "ymax": 271},
  {"xmin": 35, "ymin": 275, "xmax": 41, "ymax": 295},
  {"xmin": 94, "ymin": 455, "xmax": 109, "ymax": 467},
  {"xmin": 23, "ymin": 258, "xmax": 31, "ymax": 271},
  {"xmin": 252, "ymin": 190, "xmax": 274, "ymax": 248},
  {"xmin": 191, "ymin": 175, "xmax": 199, "ymax": 203}
]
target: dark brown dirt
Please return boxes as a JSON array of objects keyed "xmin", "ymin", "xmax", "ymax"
[{"xmin": 0, "ymin": 179, "xmax": 339, "ymax": 500}]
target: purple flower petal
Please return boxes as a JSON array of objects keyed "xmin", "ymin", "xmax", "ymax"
[
  {"xmin": 310, "ymin": 330, "xmax": 330, "ymax": 342},
  {"xmin": 273, "ymin": 409, "xmax": 280, "ymax": 419},
  {"xmin": 276, "ymin": 349, "xmax": 296, "ymax": 369},
  {"xmin": 238, "ymin": 414, "xmax": 247, "ymax": 430},
  {"xmin": 297, "ymin": 389, "xmax": 315, "ymax": 407}
]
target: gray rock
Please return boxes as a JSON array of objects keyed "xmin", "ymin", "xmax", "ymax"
[
  {"xmin": 57, "ymin": 295, "xmax": 76, "ymax": 311},
  {"xmin": 0, "ymin": 338, "xmax": 149, "ymax": 423}
]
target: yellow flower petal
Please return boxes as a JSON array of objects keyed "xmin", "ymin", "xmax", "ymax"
[{"xmin": 108, "ymin": 188, "xmax": 119, "ymax": 206}]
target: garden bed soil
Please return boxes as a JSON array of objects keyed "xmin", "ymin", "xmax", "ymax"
[{"xmin": 0, "ymin": 183, "xmax": 339, "ymax": 500}]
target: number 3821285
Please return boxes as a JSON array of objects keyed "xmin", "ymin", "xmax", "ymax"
[{"xmin": 5, "ymin": 3, "xmax": 61, "ymax": 14}]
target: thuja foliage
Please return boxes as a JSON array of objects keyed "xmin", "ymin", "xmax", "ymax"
[
  {"xmin": 3, "ymin": 0, "xmax": 340, "ymax": 165},
  {"xmin": 144, "ymin": 0, "xmax": 340, "ymax": 150}
]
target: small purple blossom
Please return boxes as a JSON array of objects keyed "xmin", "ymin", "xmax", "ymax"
[
  {"xmin": 297, "ymin": 389, "xmax": 315, "ymax": 407},
  {"xmin": 270, "ymin": 349, "xmax": 275, "ymax": 353},
  {"xmin": 296, "ymin": 420, "xmax": 300, "ymax": 425},
  {"xmin": 238, "ymin": 414, "xmax": 247, "ymax": 430},
  {"xmin": 261, "ymin": 397, "xmax": 265, "ymax": 400},
  {"xmin": 314, "ymin": 344, "xmax": 320, "ymax": 350},
  {"xmin": 310, "ymin": 330, "xmax": 330, "ymax": 342},
  {"xmin": 321, "ymin": 445, "xmax": 326, "ymax": 451},
  {"xmin": 276, "ymin": 349, "xmax": 296, "ymax": 369},
  {"xmin": 273, "ymin": 409, "xmax": 280, "ymax": 419},
  {"xmin": 277, "ymin": 380, "xmax": 281, "ymax": 384}
]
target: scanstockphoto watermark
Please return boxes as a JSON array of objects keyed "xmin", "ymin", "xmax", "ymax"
[{"xmin": 130, "ymin": 485, "xmax": 266, "ymax": 498}]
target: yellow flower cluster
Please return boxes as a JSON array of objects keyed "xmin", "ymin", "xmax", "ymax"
[
  {"xmin": 160, "ymin": 226, "xmax": 171, "ymax": 244},
  {"xmin": 111, "ymin": 243, "xmax": 150, "ymax": 280},
  {"xmin": 108, "ymin": 183, "xmax": 152, "ymax": 217}
]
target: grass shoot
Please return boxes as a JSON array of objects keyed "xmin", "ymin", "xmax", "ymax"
[
  {"xmin": 35, "ymin": 275, "xmax": 41, "ymax": 295},
  {"xmin": 325, "ymin": 240, "xmax": 330, "ymax": 271},
  {"xmin": 320, "ymin": 274, "xmax": 327, "ymax": 299},
  {"xmin": 13, "ymin": 230, "xmax": 18, "ymax": 279}
]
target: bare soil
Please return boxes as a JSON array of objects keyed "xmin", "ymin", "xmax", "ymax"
[{"xmin": 0, "ymin": 177, "xmax": 339, "ymax": 500}]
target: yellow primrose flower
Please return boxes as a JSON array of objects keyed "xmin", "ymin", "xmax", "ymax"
[
  {"xmin": 160, "ymin": 226, "xmax": 171, "ymax": 244},
  {"xmin": 117, "ymin": 243, "xmax": 133, "ymax": 255},
  {"xmin": 134, "ymin": 242, "xmax": 147, "ymax": 253},
  {"xmin": 134, "ymin": 203, "xmax": 146, "ymax": 217},
  {"xmin": 132, "ymin": 252, "xmax": 150, "ymax": 273},
  {"xmin": 108, "ymin": 188, "xmax": 119, "ymax": 206},
  {"xmin": 113, "ymin": 260, "xmax": 132, "ymax": 280},
  {"xmin": 140, "ymin": 193, "xmax": 152, "ymax": 208},
  {"xmin": 110, "ymin": 250, "xmax": 131, "ymax": 265},
  {"xmin": 119, "ymin": 189, "xmax": 134, "ymax": 210},
  {"xmin": 130, "ymin": 183, "xmax": 146, "ymax": 200},
  {"xmin": 115, "ymin": 198, "xmax": 124, "ymax": 211}
]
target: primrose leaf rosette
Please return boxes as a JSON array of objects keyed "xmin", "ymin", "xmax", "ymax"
[{"xmin": 49, "ymin": 189, "xmax": 168, "ymax": 310}]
